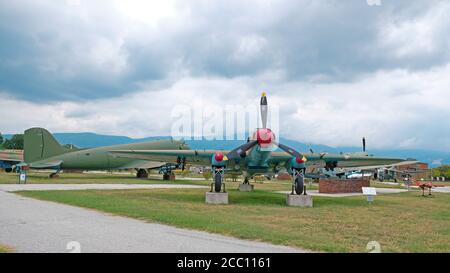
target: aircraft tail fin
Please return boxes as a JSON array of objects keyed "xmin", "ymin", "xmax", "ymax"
[{"xmin": 24, "ymin": 128, "xmax": 66, "ymax": 163}]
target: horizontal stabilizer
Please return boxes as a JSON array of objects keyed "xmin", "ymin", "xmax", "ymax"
[{"xmin": 28, "ymin": 160, "xmax": 63, "ymax": 169}]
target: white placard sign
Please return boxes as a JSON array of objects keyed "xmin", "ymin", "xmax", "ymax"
[
  {"xmin": 362, "ymin": 187, "xmax": 377, "ymax": 196},
  {"xmin": 19, "ymin": 173, "xmax": 27, "ymax": 184}
]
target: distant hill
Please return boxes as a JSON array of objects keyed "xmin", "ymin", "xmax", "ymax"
[
  {"xmin": 52, "ymin": 133, "xmax": 170, "ymax": 148},
  {"xmin": 4, "ymin": 133, "xmax": 170, "ymax": 148},
  {"xmin": 4, "ymin": 132, "xmax": 450, "ymax": 166}
]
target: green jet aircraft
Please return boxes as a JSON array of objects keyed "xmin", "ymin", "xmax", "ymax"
[
  {"xmin": 111, "ymin": 93, "xmax": 410, "ymax": 194},
  {"xmin": 20, "ymin": 127, "xmax": 189, "ymax": 178}
]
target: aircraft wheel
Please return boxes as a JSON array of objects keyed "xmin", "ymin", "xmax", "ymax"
[
  {"xmin": 5, "ymin": 168, "xmax": 12, "ymax": 173},
  {"xmin": 295, "ymin": 175, "xmax": 304, "ymax": 195},
  {"xmin": 214, "ymin": 172, "xmax": 222, "ymax": 192},
  {"xmin": 137, "ymin": 169, "xmax": 148, "ymax": 179}
]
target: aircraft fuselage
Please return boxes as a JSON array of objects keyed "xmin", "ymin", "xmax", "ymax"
[
  {"xmin": 30, "ymin": 140, "xmax": 185, "ymax": 171},
  {"xmin": 245, "ymin": 146, "xmax": 272, "ymax": 175}
]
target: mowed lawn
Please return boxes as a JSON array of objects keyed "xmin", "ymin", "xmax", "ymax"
[
  {"xmin": 0, "ymin": 171, "xmax": 207, "ymax": 186},
  {"xmin": 18, "ymin": 187, "xmax": 450, "ymax": 253},
  {"xmin": 0, "ymin": 171, "xmax": 300, "ymax": 192}
]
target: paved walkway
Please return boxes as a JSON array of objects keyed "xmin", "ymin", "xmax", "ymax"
[
  {"xmin": 0, "ymin": 184, "xmax": 304, "ymax": 253},
  {"xmin": 0, "ymin": 183, "xmax": 207, "ymax": 192},
  {"xmin": 277, "ymin": 187, "xmax": 408, "ymax": 197},
  {"xmin": 431, "ymin": 186, "xmax": 450, "ymax": 193}
]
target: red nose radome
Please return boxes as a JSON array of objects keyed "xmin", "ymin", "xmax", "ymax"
[
  {"xmin": 296, "ymin": 157, "xmax": 305, "ymax": 164},
  {"xmin": 255, "ymin": 128, "xmax": 274, "ymax": 145},
  {"xmin": 214, "ymin": 152, "xmax": 224, "ymax": 162}
]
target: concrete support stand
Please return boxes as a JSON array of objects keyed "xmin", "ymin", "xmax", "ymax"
[
  {"xmin": 286, "ymin": 194, "xmax": 313, "ymax": 207},
  {"xmin": 205, "ymin": 192, "xmax": 229, "ymax": 205},
  {"xmin": 238, "ymin": 183, "xmax": 254, "ymax": 192}
]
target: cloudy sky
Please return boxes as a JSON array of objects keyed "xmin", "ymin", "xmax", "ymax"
[{"xmin": 0, "ymin": 0, "xmax": 449, "ymax": 150}]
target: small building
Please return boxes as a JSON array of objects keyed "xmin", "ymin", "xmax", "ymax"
[{"xmin": 395, "ymin": 162, "xmax": 430, "ymax": 181}]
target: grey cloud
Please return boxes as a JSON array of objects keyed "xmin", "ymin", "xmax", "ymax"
[{"xmin": 0, "ymin": 0, "xmax": 449, "ymax": 102}]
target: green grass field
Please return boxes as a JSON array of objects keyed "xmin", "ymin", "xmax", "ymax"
[
  {"xmin": 18, "ymin": 186, "xmax": 450, "ymax": 253},
  {"xmin": 0, "ymin": 171, "xmax": 307, "ymax": 191},
  {"xmin": 3, "ymin": 171, "xmax": 449, "ymax": 252},
  {"xmin": 0, "ymin": 171, "xmax": 208, "ymax": 185}
]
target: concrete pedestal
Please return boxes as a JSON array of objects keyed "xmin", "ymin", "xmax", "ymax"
[
  {"xmin": 238, "ymin": 183, "xmax": 254, "ymax": 192},
  {"xmin": 286, "ymin": 194, "xmax": 313, "ymax": 207},
  {"xmin": 205, "ymin": 192, "xmax": 229, "ymax": 205}
]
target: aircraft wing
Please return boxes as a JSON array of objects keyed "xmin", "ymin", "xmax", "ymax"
[
  {"xmin": 337, "ymin": 160, "xmax": 420, "ymax": 171},
  {"xmin": 119, "ymin": 160, "xmax": 168, "ymax": 170},
  {"xmin": 27, "ymin": 160, "xmax": 63, "ymax": 169},
  {"xmin": 0, "ymin": 150, "xmax": 23, "ymax": 163},
  {"xmin": 269, "ymin": 152, "xmax": 409, "ymax": 168},
  {"xmin": 0, "ymin": 158, "xmax": 22, "ymax": 164},
  {"xmin": 111, "ymin": 149, "xmax": 409, "ymax": 170},
  {"xmin": 0, "ymin": 158, "xmax": 22, "ymax": 163},
  {"xmin": 110, "ymin": 150, "xmax": 220, "ymax": 166}
]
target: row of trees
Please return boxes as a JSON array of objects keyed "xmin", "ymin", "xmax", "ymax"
[
  {"xmin": 431, "ymin": 165, "xmax": 450, "ymax": 179},
  {"xmin": 0, "ymin": 133, "xmax": 24, "ymax": 150}
]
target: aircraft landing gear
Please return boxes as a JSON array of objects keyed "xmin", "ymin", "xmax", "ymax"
[
  {"xmin": 159, "ymin": 163, "xmax": 179, "ymax": 181},
  {"xmin": 49, "ymin": 168, "xmax": 61, "ymax": 179},
  {"xmin": 238, "ymin": 175, "xmax": 254, "ymax": 192},
  {"xmin": 243, "ymin": 176, "xmax": 250, "ymax": 185},
  {"xmin": 136, "ymin": 169, "xmax": 149, "ymax": 179},
  {"xmin": 212, "ymin": 167, "xmax": 225, "ymax": 193},
  {"xmin": 291, "ymin": 168, "xmax": 305, "ymax": 195}
]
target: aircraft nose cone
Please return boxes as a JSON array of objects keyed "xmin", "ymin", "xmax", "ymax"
[
  {"xmin": 256, "ymin": 128, "xmax": 273, "ymax": 145},
  {"xmin": 215, "ymin": 152, "xmax": 224, "ymax": 162},
  {"xmin": 296, "ymin": 156, "xmax": 305, "ymax": 164}
]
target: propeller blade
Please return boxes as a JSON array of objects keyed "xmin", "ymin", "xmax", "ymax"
[
  {"xmin": 362, "ymin": 137, "xmax": 366, "ymax": 152},
  {"xmin": 274, "ymin": 142, "xmax": 304, "ymax": 159},
  {"xmin": 226, "ymin": 140, "xmax": 259, "ymax": 160},
  {"xmin": 260, "ymin": 92, "xmax": 268, "ymax": 129}
]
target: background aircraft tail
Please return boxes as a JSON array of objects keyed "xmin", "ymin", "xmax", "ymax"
[{"xmin": 24, "ymin": 128, "xmax": 66, "ymax": 163}]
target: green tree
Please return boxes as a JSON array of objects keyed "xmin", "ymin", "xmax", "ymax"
[
  {"xmin": 2, "ymin": 134, "xmax": 24, "ymax": 150},
  {"xmin": 432, "ymin": 165, "xmax": 450, "ymax": 179},
  {"xmin": 0, "ymin": 132, "xmax": 3, "ymax": 148}
]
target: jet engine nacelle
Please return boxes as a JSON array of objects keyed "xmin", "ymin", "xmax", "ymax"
[
  {"xmin": 286, "ymin": 157, "xmax": 306, "ymax": 174},
  {"xmin": 324, "ymin": 160, "xmax": 338, "ymax": 171},
  {"xmin": 211, "ymin": 152, "xmax": 227, "ymax": 167}
]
